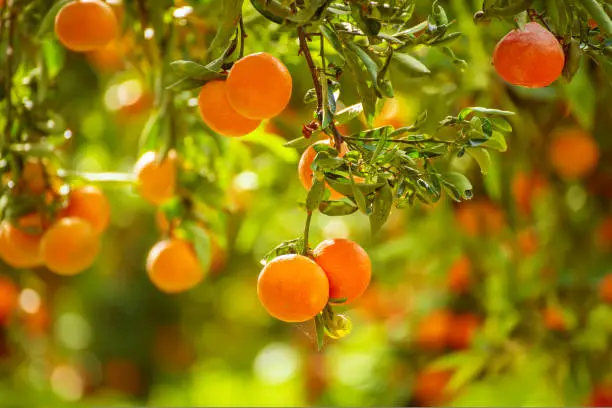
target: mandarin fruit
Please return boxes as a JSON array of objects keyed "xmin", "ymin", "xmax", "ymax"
[
  {"xmin": 146, "ymin": 238, "xmax": 204, "ymax": 293},
  {"xmin": 62, "ymin": 186, "xmax": 111, "ymax": 234},
  {"xmin": 41, "ymin": 217, "xmax": 100, "ymax": 275},
  {"xmin": 493, "ymin": 22, "xmax": 564, "ymax": 88},
  {"xmin": 54, "ymin": 0, "xmax": 119, "ymax": 52},
  {"xmin": 298, "ymin": 140, "xmax": 348, "ymax": 201},
  {"xmin": 415, "ymin": 310, "xmax": 452, "ymax": 350},
  {"xmin": 548, "ymin": 128, "xmax": 599, "ymax": 179},
  {"xmin": 0, "ymin": 214, "xmax": 45, "ymax": 268},
  {"xmin": 198, "ymin": 80, "xmax": 261, "ymax": 137},
  {"xmin": 134, "ymin": 150, "xmax": 176, "ymax": 205},
  {"xmin": 447, "ymin": 255, "xmax": 471, "ymax": 294},
  {"xmin": 599, "ymin": 274, "xmax": 612, "ymax": 304},
  {"xmin": 412, "ymin": 368, "xmax": 454, "ymax": 406},
  {"xmin": 511, "ymin": 170, "xmax": 548, "ymax": 216},
  {"xmin": 226, "ymin": 52, "xmax": 292, "ymax": 120},
  {"xmin": 542, "ymin": 306, "xmax": 566, "ymax": 331},
  {"xmin": 313, "ymin": 238, "xmax": 371, "ymax": 304},
  {"xmin": 0, "ymin": 276, "xmax": 18, "ymax": 325},
  {"xmin": 587, "ymin": 383, "xmax": 612, "ymax": 407},
  {"xmin": 21, "ymin": 160, "xmax": 46, "ymax": 195},
  {"xmin": 448, "ymin": 313, "xmax": 480, "ymax": 350},
  {"xmin": 257, "ymin": 254, "xmax": 329, "ymax": 322}
]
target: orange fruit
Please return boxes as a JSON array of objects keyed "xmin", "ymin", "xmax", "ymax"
[
  {"xmin": 24, "ymin": 305, "xmax": 50, "ymax": 335},
  {"xmin": 103, "ymin": 359, "xmax": 142, "ymax": 395},
  {"xmin": 517, "ymin": 228, "xmax": 539, "ymax": 256},
  {"xmin": 412, "ymin": 368, "xmax": 454, "ymax": 406},
  {"xmin": 548, "ymin": 128, "xmax": 599, "ymax": 179},
  {"xmin": 493, "ymin": 22, "xmax": 565, "ymax": 88},
  {"xmin": 0, "ymin": 276, "xmax": 18, "ymax": 324},
  {"xmin": 257, "ymin": 254, "xmax": 329, "ymax": 322},
  {"xmin": 448, "ymin": 313, "xmax": 480, "ymax": 350},
  {"xmin": 587, "ymin": 383, "xmax": 612, "ymax": 407},
  {"xmin": 21, "ymin": 160, "xmax": 46, "ymax": 195},
  {"xmin": 447, "ymin": 255, "xmax": 471, "ymax": 294},
  {"xmin": 298, "ymin": 140, "xmax": 349, "ymax": 201},
  {"xmin": 0, "ymin": 214, "xmax": 45, "ymax": 268},
  {"xmin": 455, "ymin": 200, "xmax": 506, "ymax": 236},
  {"xmin": 85, "ymin": 34, "xmax": 133, "ymax": 72},
  {"xmin": 599, "ymin": 274, "xmax": 612, "ymax": 304},
  {"xmin": 198, "ymin": 80, "xmax": 261, "ymax": 137},
  {"xmin": 588, "ymin": 19, "xmax": 599, "ymax": 29},
  {"xmin": 542, "ymin": 306, "xmax": 566, "ymax": 331},
  {"xmin": 373, "ymin": 98, "xmax": 405, "ymax": 129},
  {"xmin": 146, "ymin": 239, "xmax": 204, "ymax": 293},
  {"xmin": 41, "ymin": 217, "xmax": 101, "ymax": 276},
  {"xmin": 511, "ymin": 171, "xmax": 548, "ymax": 216},
  {"xmin": 415, "ymin": 310, "xmax": 451, "ymax": 350},
  {"xmin": 226, "ymin": 52, "xmax": 292, "ymax": 120},
  {"xmin": 54, "ymin": 0, "xmax": 119, "ymax": 52},
  {"xmin": 596, "ymin": 216, "xmax": 612, "ymax": 250},
  {"xmin": 62, "ymin": 185, "xmax": 111, "ymax": 234},
  {"xmin": 313, "ymin": 238, "xmax": 371, "ymax": 304},
  {"xmin": 153, "ymin": 325, "xmax": 196, "ymax": 371},
  {"xmin": 133, "ymin": 151, "xmax": 176, "ymax": 205}
]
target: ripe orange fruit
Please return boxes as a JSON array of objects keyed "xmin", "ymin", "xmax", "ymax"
[
  {"xmin": 599, "ymin": 274, "xmax": 612, "ymax": 304},
  {"xmin": 198, "ymin": 80, "xmax": 261, "ymax": 137},
  {"xmin": 448, "ymin": 313, "xmax": 480, "ymax": 350},
  {"xmin": 313, "ymin": 238, "xmax": 371, "ymax": 304},
  {"xmin": 226, "ymin": 52, "xmax": 292, "ymax": 120},
  {"xmin": 493, "ymin": 22, "xmax": 565, "ymax": 88},
  {"xmin": 542, "ymin": 306, "xmax": 566, "ymax": 331},
  {"xmin": 22, "ymin": 160, "xmax": 46, "ymax": 195},
  {"xmin": 133, "ymin": 151, "xmax": 176, "ymax": 205},
  {"xmin": 415, "ymin": 310, "xmax": 451, "ymax": 350},
  {"xmin": 24, "ymin": 305, "xmax": 50, "ymax": 335},
  {"xmin": 548, "ymin": 128, "xmax": 599, "ymax": 179},
  {"xmin": 103, "ymin": 359, "xmax": 142, "ymax": 395},
  {"xmin": 0, "ymin": 276, "xmax": 18, "ymax": 325},
  {"xmin": 41, "ymin": 217, "xmax": 101, "ymax": 276},
  {"xmin": 447, "ymin": 255, "xmax": 471, "ymax": 294},
  {"xmin": 257, "ymin": 254, "xmax": 329, "ymax": 322},
  {"xmin": 511, "ymin": 171, "xmax": 548, "ymax": 216},
  {"xmin": 146, "ymin": 239, "xmax": 204, "ymax": 293},
  {"xmin": 517, "ymin": 228, "xmax": 539, "ymax": 256},
  {"xmin": 62, "ymin": 186, "xmax": 111, "ymax": 234},
  {"xmin": 298, "ymin": 140, "xmax": 349, "ymax": 201},
  {"xmin": 596, "ymin": 216, "xmax": 612, "ymax": 250},
  {"xmin": 412, "ymin": 368, "xmax": 454, "ymax": 406},
  {"xmin": 587, "ymin": 383, "xmax": 612, "ymax": 407},
  {"xmin": 455, "ymin": 200, "xmax": 506, "ymax": 236},
  {"xmin": 0, "ymin": 213, "xmax": 45, "ymax": 268},
  {"xmin": 373, "ymin": 98, "xmax": 405, "ymax": 129},
  {"xmin": 54, "ymin": 0, "xmax": 119, "ymax": 52}
]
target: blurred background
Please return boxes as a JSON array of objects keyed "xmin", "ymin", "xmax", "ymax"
[{"xmin": 1, "ymin": 0, "xmax": 612, "ymax": 406}]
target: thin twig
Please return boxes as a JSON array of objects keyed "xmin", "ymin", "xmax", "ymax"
[
  {"xmin": 297, "ymin": 26, "xmax": 323, "ymax": 118},
  {"xmin": 302, "ymin": 211, "xmax": 313, "ymax": 255},
  {"xmin": 342, "ymin": 135, "xmax": 455, "ymax": 145},
  {"xmin": 238, "ymin": 14, "xmax": 247, "ymax": 59}
]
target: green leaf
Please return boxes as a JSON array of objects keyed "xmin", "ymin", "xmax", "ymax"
[
  {"xmin": 458, "ymin": 107, "xmax": 515, "ymax": 120},
  {"xmin": 490, "ymin": 117, "xmax": 512, "ymax": 132},
  {"xmin": 326, "ymin": 178, "xmax": 385, "ymax": 196},
  {"xmin": 447, "ymin": 354, "xmax": 487, "ymax": 391},
  {"xmin": 391, "ymin": 52, "xmax": 430, "ymax": 76},
  {"xmin": 306, "ymin": 179, "xmax": 327, "ymax": 212},
  {"xmin": 562, "ymin": 38, "xmax": 582, "ymax": 81},
  {"xmin": 346, "ymin": 42, "xmax": 380, "ymax": 91},
  {"xmin": 481, "ymin": 131, "xmax": 508, "ymax": 152},
  {"xmin": 320, "ymin": 24, "xmax": 345, "ymax": 59},
  {"xmin": 170, "ymin": 60, "xmax": 219, "ymax": 77},
  {"xmin": 441, "ymin": 172, "xmax": 473, "ymax": 200},
  {"xmin": 184, "ymin": 222, "xmax": 212, "ymax": 272},
  {"xmin": 344, "ymin": 50, "xmax": 378, "ymax": 125},
  {"xmin": 467, "ymin": 147, "xmax": 492, "ymax": 174},
  {"xmin": 41, "ymin": 39, "xmax": 64, "ymax": 79},
  {"xmin": 334, "ymin": 103, "xmax": 363, "ymax": 125},
  {"xmin": 370, "ymin": 127, "xmax": 389, "ymax": 163},
  {"xmin": 369, "ymin": 183, "xmax": 393, "ymax": 235},
  {"xmin": 209, "ymin": 0, "xmax": 244, "ymax": 60},
  {"xmin": 166, "ymin": 77, "xmax": 211, "ymax": 92},
  {"xmin": 304, "ymin": 88, "xmax": 318, "ymax": 104},
  {"xmin": 351, "ymin": 173, "xmax": 368, "ymax": 214},
  {"xmin": 249, "ymin": 0, "xmax": 290, "ymax": 24},
  {"xmin": 314, "ymin": 313, "xmax": 325, "ymax": 351},
  {"xmin": 37, "ymin": 0, "xmax": 73, "ymax": 38},
  {"xmin": 319, "ymin": 201, "xmax": 358, "ymax": 216}
]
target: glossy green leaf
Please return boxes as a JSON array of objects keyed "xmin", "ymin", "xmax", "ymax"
[
  {"xmin": 369, "ymin": 183, "xmax": 393, "ymax": 235},
  {"xmin": 391, "ymin": 52, "xmax": 431, "ymax": 76},
  {"xmin": 306, "ymin": 179, "xmax": 327, "ymax": 212},
  {"xmin": 467, "ymin": 147, "xmax": 492, "ymax": 174},
  {"xmin": 319, "ymin": 201, "xmax": 359, "ymax": 216}
]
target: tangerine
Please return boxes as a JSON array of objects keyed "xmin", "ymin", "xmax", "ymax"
[
  {"xmin": 133, "ymin": 150, "xmax": 176, "ymax": 205},
  {"xmin": 448, "ymin": 313, "xmax": 480, "ymax": 350},
  {"xmin": 198, "ymin": 80, "xmax": 261, "ymax": 137},
  {"xmin": 54, "ymin": 0, "xmax": 119, "ymax": 52},
  {"xmin": 542, "ymin": 306, "xmax": 566, "ymax": 331},
  {"xmin": 412, "ymin": 368, "xmax": 454, "ymax": 406},
  {"xmin": 455, "ymin": 200, "xmax": 506, "ymax": 236},
  {"xmin": 511, "ymin": 170, "xmax": 548, "ymax": 216},
  {"xmin": 313, "ymin": 238, "xmax": 371, "ymax": 304},
  {"xmin": 415, "ymin": 310, "xmax": 451, "ymax": 350},
  {"xmin": 0, "ymin": 276, "xmax": 18, "ymax": 325},
  {"xmin": 146, "ymin": 238, "xmax": 204, "ymax": 293},
  {"xmin": 0, "ymin": 214, "xmax": 45, "ymax": 268},
  {"xmin": 226, "ymin": 52, "xmax": 292, "ymax": 120},
  {"xmin": 21, "ymin": 160, "xmax": 46, "ymax": 195},
  {"xmin": 599, "ymin": 274, "xmax": 612, "ymax": 304},
  {"xmin": 548, "ymin": 128, "xmax": 599, "ymax": 179},
  {"xmin": 62, "ymin": 185, "xmax": 111, "ymax": 234},
  {"xmin": 257, "ymin": 254, "xmax": 329, "ymax": 322},
  {"xmin": 447, "ymin": 255, "xmax": 471, "ymax": 294},
  {"xmin": 298, "ymin": 140, "xmax": 349, "ymax": 201},
  {"xmin": 493, "ymin": 22, "xmax": 565, "ymax": 88},
  {"xmin": 40, "ymin": 217, "xmax": 101, "ymax": 276}
]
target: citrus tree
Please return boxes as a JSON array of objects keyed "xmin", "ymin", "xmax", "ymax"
[{"xmin": 0, "ymin": 0, "xmax": 611, "ymax": 406}]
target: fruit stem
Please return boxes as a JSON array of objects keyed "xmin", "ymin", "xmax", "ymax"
[
  {"xmin": 302, "ymin": 211, "xmax": 313, "ymax": 255},
  {"xmin": 297, "ymin": 26, "xmax": 324, "ymax": 126}
]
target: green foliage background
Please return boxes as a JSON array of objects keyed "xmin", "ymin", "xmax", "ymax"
[{"xmin": 0, "ymin": 0, "xmax": 611, "ymax": 406}]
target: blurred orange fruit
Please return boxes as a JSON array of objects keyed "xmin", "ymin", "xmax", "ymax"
[
  {"xmin": 21, "ymin": 160, "xmax": 46, "ymax": 195},
  {"xmin": 54, "ymin": 0, "xmax": 119, "ymax": 52},
  {"xmin": 103, "ymin": 359, "xmax": 142, "ymax": 395},
  {"xmin": 0, "ymin": 276, "xmax": 18, "ymax": 325},
  {"xmin": 548, "ymin": 128, "xmax": 599, "ymax": 179},
  {"xmin": 511, "ymin": 171, "xmax": 548, "ymax": 216},
  {"xmin": 595, "ymin": 216, "xmax": 612, "ymax": 250},
  {"xmin": 448, "ymin": 313, "xmax": 480, "ymax": 350},
  {"xmin": 455, "ymin": 200, "xmax": 506, "ymax": 236},
  {"xmin": 134, "ymin": 150, "xmax": 176, "ymax": 205},
  {"xmin": 298, "ymin": 139, "xmax": 348, "ymax": 200},
  {"xmin": 146, "ymin": 238, "xmax": 204, "ymax": 293},
  {"xmin": 587, "ymin": 383, "xmax": 612, "ymax": 407},
  {"xmin": 153, "ymin": 325, "xmax": 197, "ymax": 371},
  {"xmin": 313, "ymin": 238, "xmax": 371, "ymax": 304},
  {"xmin": 198, "ymin": 80, "xmax": 261, "ymax": 137},
  {"xmin": 0, "ymin": 213, "xmax": 45, "ymax": 268},
  {"xmin": 24, "ymin": 305, "xmax": 50, "ymax": 335},
  {"xmin": 373, "ymin": 98, "xmax": 405, "ymax": 129},
  {"xmin": 415, "ymin": 310, "xmax": 452, "ymax": 350},
  {"xmin": 542, "ymin": 306, "xmax": 566, "ymax": 331},
  {"xmin": 226, "ymin": 52, "xmax": 292, "ymax": 120},
  {"xmin": 413, "ymin": 368, "xmax": 454, "ymax": 406},
  {"xmin": 41, "ymin": 217, "xmax": 101, "ymax": 275},
  {"xmin": 257, "ymin": 254, "xmax": 329, "ymax": 322},
  {"xmin": 599, "ymin": 274, "xmax": 612, "ymax": 304},
  {"xmin": 517, "ymin": 228, "xmax": 539, "ymax": 256},
  {"xmin": 447, "ymin": 255, "xmax": 471, "ymax": 294},
  {"xmin": 62, "ymin": 185, "xmax": 111, "ymax": 234}
]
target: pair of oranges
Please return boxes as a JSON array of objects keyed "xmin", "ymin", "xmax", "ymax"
[
  {"xmin": 257, "ymin": 238, "xmax": 372, "ymax": 322},
  {"xmin": 198, "ymin": 52, "xmax": 293, "ymax": 137},
  {"xmin": 0, "ymin": 184, "xmax": 110, "ymax": 276}
]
